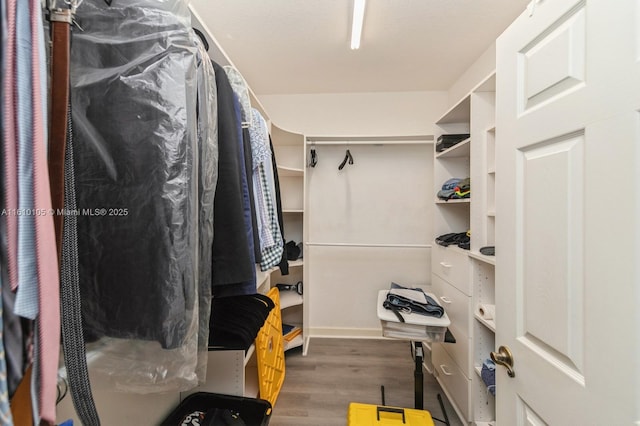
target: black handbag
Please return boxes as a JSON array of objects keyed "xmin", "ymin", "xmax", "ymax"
[{"xmin": 383, "ymin": 283, "xmax": 444, "ymax": 318}]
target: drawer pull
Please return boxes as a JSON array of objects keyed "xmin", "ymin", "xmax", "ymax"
[
  {"xmin": 439, "ymin": 296, "xmax": 452, "ymax": 304},
  {"xmin": 439, "ymin": 262, "xmax": 452, "ymax": 268},
  {"xmin": 439, "ymin": 364, "xmax": 453, "ymax": 376}
]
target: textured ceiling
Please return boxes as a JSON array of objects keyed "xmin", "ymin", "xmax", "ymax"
[{"xmin": 190, "ymin": 0, "xmax": 530, "ymax": 95}]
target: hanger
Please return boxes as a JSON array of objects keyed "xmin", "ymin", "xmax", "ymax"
[
  {"xmin": 338, "ymin": 149, "xmax": 354, "ymax": 170},
  {"xmin": 309, "ymin": 147, "xmax": 318, "ymax": 168},
  {"xmin": 193, "ymin": 28, "xmax": 210, "ymax": 51}
]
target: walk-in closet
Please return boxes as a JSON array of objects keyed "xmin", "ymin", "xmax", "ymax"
[{"xmin": 1, "ymin": 0, "xmax": 638, "ymax": 425}]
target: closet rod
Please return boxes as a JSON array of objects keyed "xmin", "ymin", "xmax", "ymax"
[
  {"xmin": 305, "ymin": 140, "xmax": 431, "ymax": 146},
  {"xmin": 306, "ymin": 242, "xmax": 432, "ymax": 249},
  {"xmin": 306, "ymin": 135, "xmax": 433, "ymax": 146}
]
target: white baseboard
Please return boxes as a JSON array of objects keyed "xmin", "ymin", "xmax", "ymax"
[{"xmin": 307, "ymin": 327, "xmax": 386, "ymax": 340}]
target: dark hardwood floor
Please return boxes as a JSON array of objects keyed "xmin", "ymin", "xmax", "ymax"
[{"xmin": 268, "ymin": 338, "xmax": 463, "ymax": 426}]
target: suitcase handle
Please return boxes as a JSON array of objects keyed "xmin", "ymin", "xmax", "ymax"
[{"xmin": 376, "ymin": 406, "xmax": 406, "ymax": 423}]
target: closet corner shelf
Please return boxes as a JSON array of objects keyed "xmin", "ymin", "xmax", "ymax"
[
  {"xmin": 283, "ymin": 209, "xmax": 304, "ymax": 214},
  {"xmin": 284, "ymin": 334, "xmax": 304, "ymax": 351},
  {"xmin": 468, "ymin": 251, "xmax": 495, "ymax": 265},
  {"xmin": 277, "ymin": 165, "xmax": 304, "ymax": 177},
  {"xmin": 474, "ymin": 313, "xmax": 496, "ymax": 332},
  {"xmin": 487, "ymin": 169, "xmax": 496, "ymax": 174},
  {"xmin": 475, "ymin": 421, "xmax": 496, "ymax": 426},
  {"xmin": 435, "ymin": 95, "xmax": 470, "ymax": 125},
  {"xmin": 288, "ymin": 259, "xmax": 303, "ymax": 268},
  {"xmin": 435, "ymin": 198, "xmax": 471, "ymax": 205},
  {"xmin": 279, "ymin": 291, "xmax": 303, "ymax": 310},
  {"xmin": 487, "ymin": 210, "xmax": 496, "ymax": 217},
  {"xmin": 474, "ymin": 365, "xmax": 482, "ymax": 378},
  {"xmin": 435, "ymin": 137, "xmax": 471, "ymax": 159},
  {"xmin": 486, "ymin": 125, "xmax": 496, "ymax": 133}
]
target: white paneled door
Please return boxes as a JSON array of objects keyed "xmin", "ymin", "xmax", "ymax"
[{"xmin": 496, "ymin": 0, "xmax": 640, "ymax": 424}]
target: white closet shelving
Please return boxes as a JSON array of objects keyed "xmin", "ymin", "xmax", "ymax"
[
  {"xmin": 270, "ymin": 124, "xmax": 307, "ymax": 353},
  {"xmin": 431, "ymin": 72, "xmax": 497, "ymax": 425}
]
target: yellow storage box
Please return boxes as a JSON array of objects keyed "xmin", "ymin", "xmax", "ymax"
[
  {"xmin": 348, "ymin": 403, "xmax": 435, "ymax": 426},
  {"xmin": 255, "ymin": 287, "xmax": 286, "ymax": 407}
]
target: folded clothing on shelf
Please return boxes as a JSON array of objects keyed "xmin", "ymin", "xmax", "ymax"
[
  {"xmin": 436, "ymin": 133, "xmax": 470, "ymax": 152},
  {"xmin": 481, "ymin": 359, "xmax": 496, "ymax": 396},
  {"xmin": 435, "ymin": 231, "xmax": 470, "ymax": 249},
  {"xmin": 209, "ymin": 294, "xmax": 275, "ymax": 350},
  {"xmin": 437, "ymin": 177, "xmax": 470, "ymax": 200}
]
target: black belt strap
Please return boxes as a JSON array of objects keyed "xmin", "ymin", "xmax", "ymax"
[{"xmin": 61, "ymin": 102, "xmax": 101, "ymax": 425}]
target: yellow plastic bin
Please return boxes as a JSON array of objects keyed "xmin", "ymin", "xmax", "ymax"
[
  {"xmin": 255, "ymin": 287, "xmax": 286, "ymax": 407},
  {"xmin": 348, "ymin": 402, "xmax": 435, "ymax": 426}
]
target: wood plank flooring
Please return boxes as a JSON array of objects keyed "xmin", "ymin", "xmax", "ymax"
[{"xmin": 269, "ymin": 338, "xmax": 463, "ymax": 426}]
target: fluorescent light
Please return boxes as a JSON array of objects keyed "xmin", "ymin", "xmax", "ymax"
[{"xmin": 350, "ymin": 0, "xmax": 366, "ymax": 49}]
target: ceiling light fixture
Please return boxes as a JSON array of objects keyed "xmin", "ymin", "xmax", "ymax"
[{"xmin": 350, "ymin": 0, "xmax": 366, "ymax": 49}]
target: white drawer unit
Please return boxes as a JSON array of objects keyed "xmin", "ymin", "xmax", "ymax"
[
  {"xmin": 432, "ymin": 244, "xmax": 471, "ymax": 296},
  {"xmin": 431, "ymin": 275, "xmax": 472, "ymax": 340},
  {"xmin": 432, "ymin": 273, "xmax": 473, "ymax": 381},
  {"xmin": 433, "ymin": 343, "xmax": 471, "ymax": 422}
]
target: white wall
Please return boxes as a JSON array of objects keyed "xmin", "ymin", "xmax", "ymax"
[
  {"xmin": 259, "ymin": 91, "xmax": 447, "ymax": 137},
  {"xmin": 447, "ymin": 42, "xmax": 496, "ymax": 109}
]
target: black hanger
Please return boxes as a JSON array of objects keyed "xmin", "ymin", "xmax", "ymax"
[
  {"xmin": 309, "ymin": 148, "xmax": 317, "ymax": 167},
  {"xmin": 338, "ymin": 149, "xmax": 354, "ymax": 170},
  {"xmin": 193, "ymin": 28, "xmax": 210, "ymax": 51}
]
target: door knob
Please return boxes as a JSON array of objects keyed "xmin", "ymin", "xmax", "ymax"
[{"xmin": 491, "ymin": 345, "xmax": 515, "ymax": 377}]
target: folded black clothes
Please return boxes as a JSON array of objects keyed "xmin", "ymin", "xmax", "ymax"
[
  {"xmin": 383, "ymin": 282, "xmax": 445, "ymax": 318},
  {"xmin": 285, "ymin": 240, "xmax": 301, "ymax": 261},
  {"xmin": 435, "ymin": 232, "xmax": 469, "ymax": 247},
  {"xmin": 208, "ymin": 294, "xmax": 275, "ymax": 350}
]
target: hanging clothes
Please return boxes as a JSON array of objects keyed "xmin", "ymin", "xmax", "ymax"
[
  {"xmin": 249, "ymin": 109, "xmax": 284, "ymax": 271},
  {"xmin": 193, "ymin": 32, "xmax": 218, "ymax": 381},
  {"xmin": 210, "ymin": 61, "xmax": 255, "ymax": 292},
  {"xmin": 70, "ymin": 0, "xmax": 201, "ymax": 392},
  {"xmin": 224, "ymin": 65, "xmax": 261, "ymax": 263},
  {"xmin": 269, "ymin": 135, "xmax": 290, "ymax": 276}
]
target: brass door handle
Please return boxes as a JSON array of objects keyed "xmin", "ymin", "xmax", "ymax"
[{"xmin": 491, "ymin": 345, "xmax": 515, "ymax": 377}]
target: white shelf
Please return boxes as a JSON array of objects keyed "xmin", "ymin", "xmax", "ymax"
[
  {"xmin": 435, "ymin": 198, "xmax": 470, "ymax": 204},
  {"xmin": 475, "ymin": 313, "xmax": 496, "ymax": 332},
  {"xmin": 435, "ymin": 137, "xmax": 471, "ymax": 159},
  {"xmin": 279, "ymin": 291, "xmax": 303, "ymax": 309},
  {"xmin": 475, "ymin": 365, "xmax": 482, "ymax": 378},
  {"xmin": 287, "ymin": 259, "xmax": 303, "ymax": 268},
  {"xmin": 283, "ymin": 209, "xmax": 304, "ymax": 213},
  {"xmin": 436, "ymin": 94, "xmax": 470, "ymax": 124},
  {"xmin": 284, "ymin": 334, "xmax": 304, "ymax": 351},
  {"xmin": 487, "ymin": 169, "xmax": 496, "ymax": 174},
  {"xmin": 277, "ymin": 165, "xmax": 304, "ymax": 177},
  {"xmin": 468, "ymin": 251, "xmax": 495, "ymax": 265}
]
